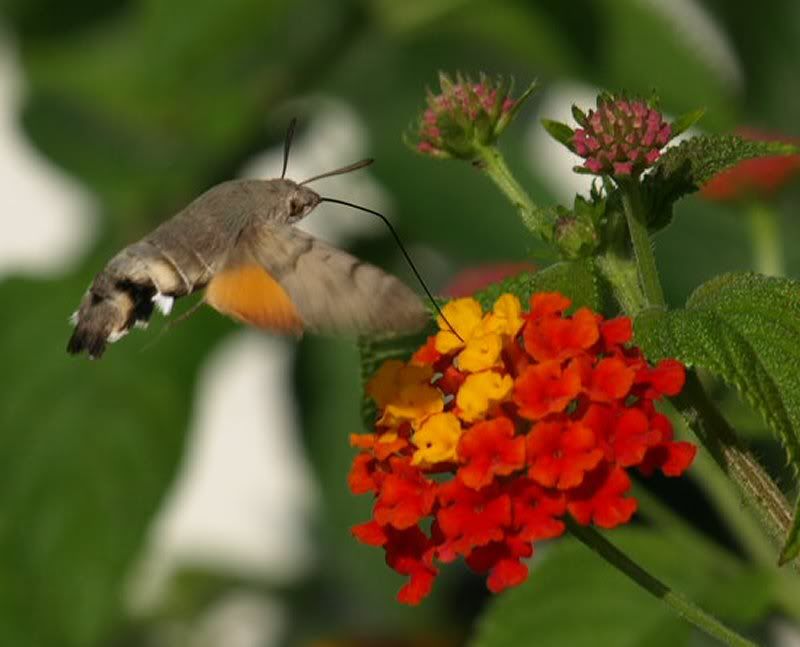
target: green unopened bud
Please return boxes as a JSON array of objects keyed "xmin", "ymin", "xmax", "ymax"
[{"xmin": 555, "ymin": 215, "xmax": 599, "ymax": 259}]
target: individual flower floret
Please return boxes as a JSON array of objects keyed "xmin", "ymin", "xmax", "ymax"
[{"xmin": 350, "ymin": 291, "xmax": 696, "ymax": 604}]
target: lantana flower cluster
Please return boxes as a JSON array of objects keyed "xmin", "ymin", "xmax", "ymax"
[
  {"xmin": 411, "ymin": 73, "xmax": 532, "ymax": 160},
  {"xmin": 349, "ymin": 292, "xmax": 696, "ymax": 604},
  {"xmin": 572, "ymin": 97, "xmax": 673, "ymax": 176}
]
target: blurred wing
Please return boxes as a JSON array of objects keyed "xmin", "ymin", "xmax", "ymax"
[{"xmin": 204, "ymin": 223, "xmax": 430, "ymax": 336}]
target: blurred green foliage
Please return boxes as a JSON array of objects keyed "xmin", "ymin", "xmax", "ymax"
[{"xmin": 1, "ymin": 0, "xmax": 800, "ymax": 645}]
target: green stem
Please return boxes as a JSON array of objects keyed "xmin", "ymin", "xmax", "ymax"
[
  {"xmin": 746, "ymin": 202, "xmax": 784, "ymax": 277},
  {"xmin": 690, "ymin": 438, "xmax": 777, "ymax": 567},
  {"xmin": 676, "ymin": 373, "xmax": 796, "ymax": 565},
  {"xmin": 636, "ymin": 480, "xmax": 800, "ymax": 620},
  {"xmin": 566, "ymin": 518, "xmax": 757, "ymax": 647},
  {"xmin": 619, "ymin": 180, "xmax": 665, "ymax": 310},
  {"xmin": 596, "ymin": 252, "xmax": 647, "ymax": 313},
  {"xmin": 475, "ymin": 144, "xmax": 553, "ymax": 238}
]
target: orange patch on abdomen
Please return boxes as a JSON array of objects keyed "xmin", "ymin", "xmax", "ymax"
[{"xmin": 205, "ymin": 264, "xmax": 303, "ymax": 334}]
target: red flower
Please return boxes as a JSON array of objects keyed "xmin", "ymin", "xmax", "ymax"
[
  {"xmin": 635, "ymin": 358, "xmax": 686, "ymax": 398},
  {"xmin": 374, "ymin": 458, "xmax": 436, "ymax": 530},
  {"xmin": 600, "ymin": 317, "xmax": 633, "ymax": 347},
  {"xmin": 457, "ymin": 417, "xmax": 526, "ymax": 489},
  {"xmin": 529, "ymin": 291, "xmax": 572, "ymax": 319},
  {"xmin": 514, "ymin": 360, "xmax": 582, "ymax": 420},
  {"xmin": 524, "ymin": 307, "xmax": 600, "ymax": 362},
  {"xmin": 411, "ymin": 335, "xmax": 442, "ymax": 365},
  {"xmin": 639, "ymin": 413, "xmax": 697, "ymax": 477},
  {"xmin": 526, "ymin": 421, "xmax": 603, "ymax": 489},
  {"xmin": 351, "ymin": 291, "xmax": 694, "ymax": 603},
  {"xmin": 436, "ymin": 481, "xmax": 511, "ymax": 561},
  {"xmin": 466, "ymin": 538, "xmax": 532, "ymax": 594},
  {"xmin": 567, "ymin": 465, "xmax": 638, "ymax": 528},
  {"xmin": 701, "ymin": 128, "xmax": 800, "ymax": 201},
  {"xmin": 383, "ymin": 526, "xmax": 438, "ymax": 605},
  {"xmin": 586, "ymin": 357, "xmax": 636, "ymax": 402},
  {"xmin": 610, "ymin": 408, "xmax": 661, "ymax": 467},
  {"xmin": 348, "ymin": 453, "xmax": 380, "ymax": 495},
  {"xmin": 510, "ymin": 479, "xmax": 566, "ymax": 541}
]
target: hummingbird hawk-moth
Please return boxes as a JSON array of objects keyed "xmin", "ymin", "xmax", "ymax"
[{"xmin": 67, "ymin": 122, "xmax": 430, "ymax": 358}]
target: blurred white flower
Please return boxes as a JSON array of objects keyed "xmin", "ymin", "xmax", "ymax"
[
  {"xmin": 131, "ymin": 332, "xmax": 317, "ymax": 609},
  {"xmin": 0, "ymin": 35, "xmax": 95, "ymax": 280}
]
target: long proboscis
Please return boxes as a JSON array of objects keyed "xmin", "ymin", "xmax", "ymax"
[
  {"xmin": 300, "ymin": 158, "xmax": 375, "ymax": 186},
  {"xmin": 319, "ymin": 197, "xmax": 462, "ymax": 341}
]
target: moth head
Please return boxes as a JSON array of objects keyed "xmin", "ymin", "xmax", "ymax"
[{"xmin": 277, "ymin": 180, "xmax": 321, "ymax": 224}]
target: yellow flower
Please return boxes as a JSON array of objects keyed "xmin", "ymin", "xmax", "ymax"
[
  {"xmin": 457, "ymin": 331, "xmax": 503, "ymax": 372},
  {"xmin": 381, "ymin": 382, "xmax": 444, "ymax": 427},
  {"xmin": 411, "ymin": 412, "xmax": 462, "ymax": 466},
  {"xmin": 434, "ymin": 298, "xmax": 484, "ymax": 354},
  {"xmin": 456, "ymin": 371, "xmax": 514, "ymax": 422},
  {"xmin": 484, "ymin": 294, "xmax": 524, "ymax": 337},
  {"xmin": 367, "ymin": 359, "xmax": 443, "ymax": 427}
]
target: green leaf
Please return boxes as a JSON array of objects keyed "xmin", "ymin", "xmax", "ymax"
[
  {"xmin": 571, "ymin": 104, "xmax": 588, "ymax": 127},
  {"xmin": 470, "ymin": 528, "xmax": 771, "ymax": 647},
  {"xmin": 670, "ymin": 107, "xmax": 706, "ymax": 138},
  {"xmin": 473, "ymin": 259, "xmax": 608, "ymax": 313},
  {"xmin": 495, "ymin": 81, "xmax": 537, "ymax": 135},
  {"xmin": 645, "ymin": 135, "xmax": 800, "ymax": 229},
  {"xmin": 633, "ymin": 272, "xmax": 800, "ymax": 560},
  {"xmin": 540, "ymin": 118, "xmax": 575, "ymax": 149},
  {"xmin": 0, "ymin": 271, "xmax": 225, "ymax": 646},
  {"xmin": 781, "ymin": 512, "xmax": 800, "ymax": 565}
]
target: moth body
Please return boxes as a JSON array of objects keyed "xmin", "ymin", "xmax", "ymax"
[{"xmin": 67, "ymin": 176, "xmax": 427, "ymax": 358}]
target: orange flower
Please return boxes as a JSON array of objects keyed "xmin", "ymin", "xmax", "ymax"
[{"xmin": 351, "ymin": 291, "xmax": 693, "ymax": 604}]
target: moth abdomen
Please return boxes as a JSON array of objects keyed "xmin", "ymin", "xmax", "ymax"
[
  {"xmin": 67, "ymin": 246, "xmax": 190, "ymax": 357},
  {"xmin": 67, "ymin": 286, "xmax": 137, "ymax": 358}
]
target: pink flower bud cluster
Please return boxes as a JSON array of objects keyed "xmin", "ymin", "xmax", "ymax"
[
  {"xmin": 573, "ymin": 99, "xmax": 672, "ymax": 176},
  {"xmin": 413, "ymin": 74, "xmax": 525, "ymax": 159}
]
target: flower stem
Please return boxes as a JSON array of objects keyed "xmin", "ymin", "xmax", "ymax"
[
  {"xmin": 619, "ymin": 180, "xmax": 665, "ymax": 310},
  {"xmin": 746, "ymin": 201, "xmax": 784, "ymax": 276},
  {"xmin": 566, "ymin": 518, "xmax": 757, "ymax": 647},
  {"xmin": 596, "ymin": 252, "xmax": 648, "ymax": 314},
  {"xmin": 676, "ymin": 372, "xmax": 796, "ymax": 567},
  {"xmin": 475, "ymin": 144, "xmax": 554, "ymax": 239}
]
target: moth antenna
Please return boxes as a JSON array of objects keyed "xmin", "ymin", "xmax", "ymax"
[
  {"xmin": 281, "ymin": 118, "xmax": 297, "ymax": 179},
  {"xmin": 319, "ymin": 197, "xmax": 462, "ymax": 341},
  {"xmin": 299, "ymin": 158, "xmax": 374, "ymax": 186},
  {"xmin": 139, "ymin": 297, "xmax": 206, "ymax": 354}
]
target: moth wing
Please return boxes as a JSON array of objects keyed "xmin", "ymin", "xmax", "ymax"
[{"xmin": 205, "ymin": 223, "xmax": 430, "ymax": 336}]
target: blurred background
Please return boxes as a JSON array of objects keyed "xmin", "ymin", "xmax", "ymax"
[{"xmin": 1, "ymin": 0, "xmax": 800, "ymax": 645}]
